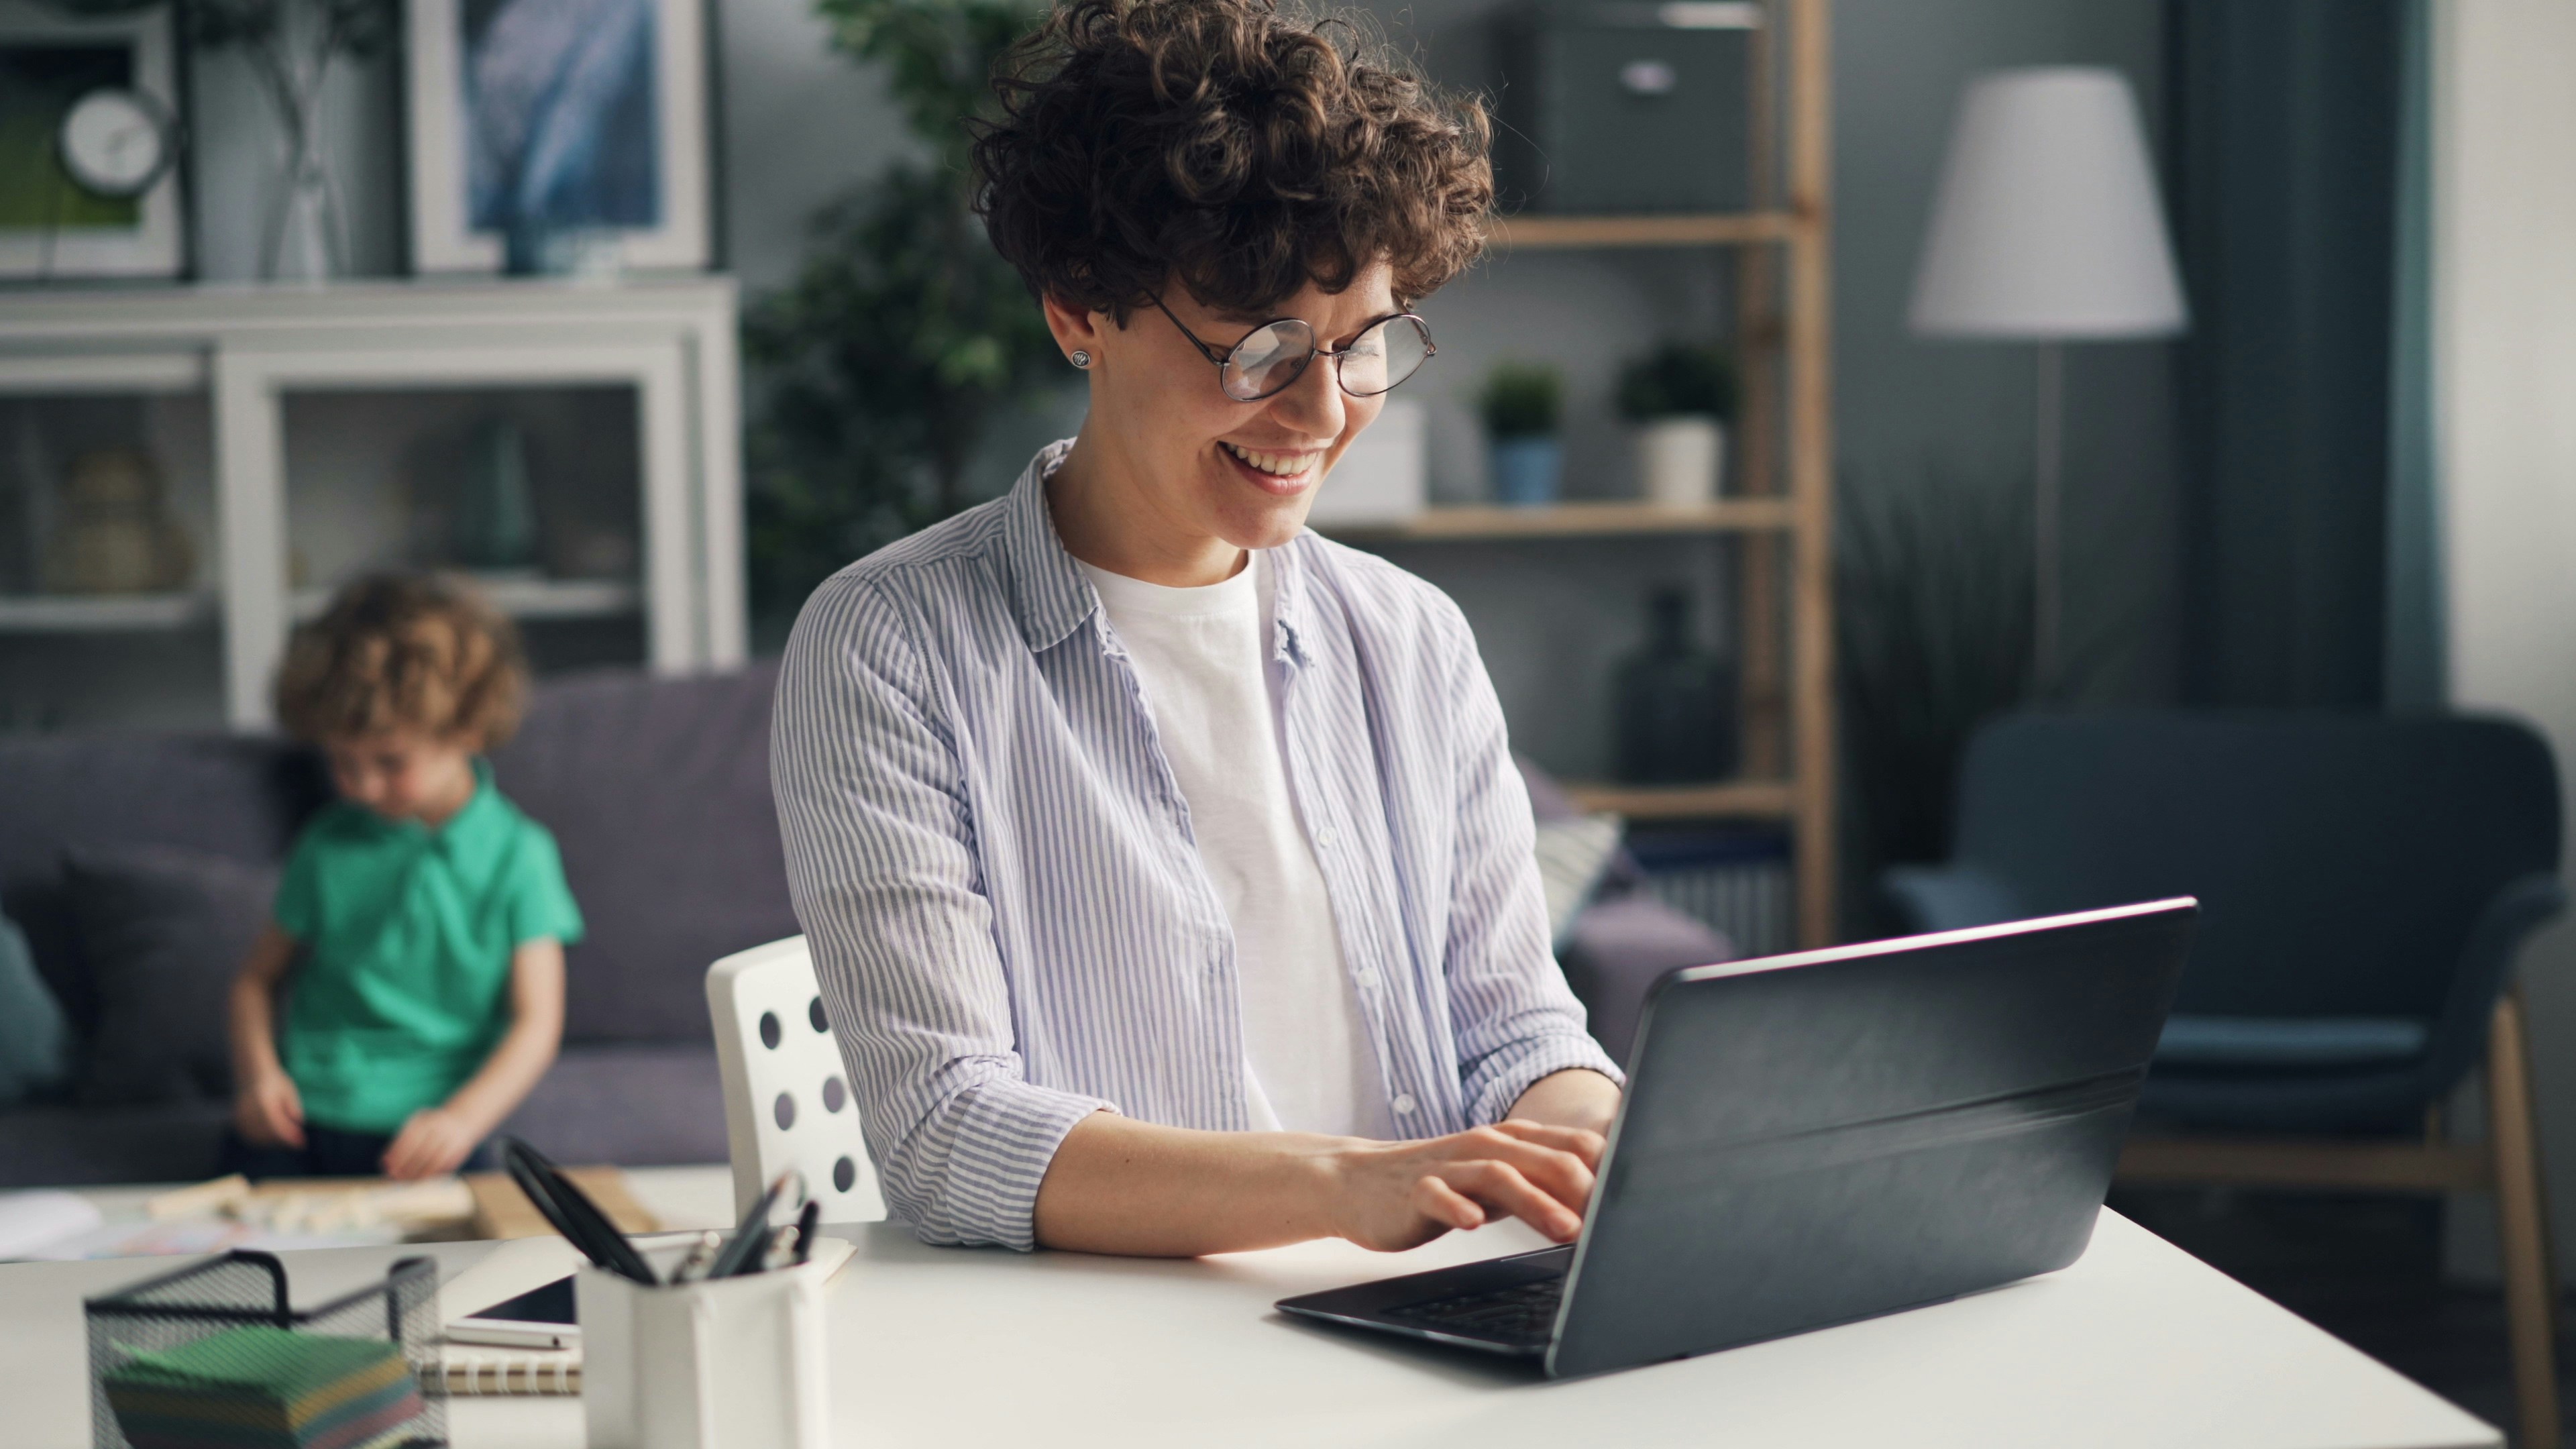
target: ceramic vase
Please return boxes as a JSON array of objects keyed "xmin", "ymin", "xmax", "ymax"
[
  {"xmin": 1491, "ymin": 435, "xmax": 1563, "ymax": 507},
  {"xmin": 1638, "ymin": 417, "xmax": 1725, "ymax": 507}
]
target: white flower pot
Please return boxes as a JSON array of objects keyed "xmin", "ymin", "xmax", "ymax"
[{"xmin": 1636, "ymin": 417, "xmax": 1726, "ymax": 507}]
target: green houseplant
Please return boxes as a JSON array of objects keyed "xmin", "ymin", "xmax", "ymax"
[
  {"xmin": 1617, "ymin": 340, "xmax": 1737, "ymax": 507},
  {"xmin": 742, "ymin": 0, "xmax": 1061, "ymax": 636},
  {"xmin": 1479, "ymin": 361, "xmax": 1564, "ymax": 506}
]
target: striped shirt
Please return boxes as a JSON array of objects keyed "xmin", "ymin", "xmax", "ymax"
[{"xmin": 771, "ymin": 442, "xmax": 1623, "ymax": 1249}]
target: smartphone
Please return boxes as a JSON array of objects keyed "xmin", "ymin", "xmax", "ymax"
[{"xmin": 446, "ymin": 1275, "xmax": 579, "ymax": 1350}]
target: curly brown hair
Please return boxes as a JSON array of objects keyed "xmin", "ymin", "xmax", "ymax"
[
  {"xmin": 273, "ymin": 574, "xmax": 528, "ymax": 749},
  {"xmin": 971, "ymin": 0, "xmax": 1492, "ymax": 319}
]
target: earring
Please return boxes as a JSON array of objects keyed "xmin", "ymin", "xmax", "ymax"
[{"xmin": 1069, "ymin": 350, "xmax": 1091, "ymax": 369}]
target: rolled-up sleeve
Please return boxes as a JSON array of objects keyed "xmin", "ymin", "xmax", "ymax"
[
  {"xmin": 771, "ymin": 572, "xmax": 1110, "ymax": 1249},
  {"xmin": 1430, "ymin": 605, "xmax": 1626, "ymax": 1124}
]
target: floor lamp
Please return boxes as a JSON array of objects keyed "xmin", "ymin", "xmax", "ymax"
[{"xmin": 1909, "ymin": 68, "xmax": 2188, "ymax": 695}]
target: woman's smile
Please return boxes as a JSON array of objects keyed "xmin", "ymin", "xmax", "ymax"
[{"xmin": 1220, "ymin": 439, "xmax": 1326, "ymax": 494}]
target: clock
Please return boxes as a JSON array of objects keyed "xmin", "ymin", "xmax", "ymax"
[{"xmin": 57, "ymin": 88, "xmax": 176, "ymax": 200}]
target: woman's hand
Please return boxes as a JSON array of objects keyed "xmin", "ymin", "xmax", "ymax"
[
  {"xmin": 235, "ymin": 1069, "xmax": 305, "ymax": 1149},
  {"xmin": 1325, "ymin": 1120, "xmax": 1606, "ymax": 1252},
  {"xmin": 382, "ymin": 1106, "xmax": 481, "ymax": 1179}
]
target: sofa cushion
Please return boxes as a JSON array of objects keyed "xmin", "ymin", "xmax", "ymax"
[
  {"xmin": 63, "ymin": 847, "xmax": 274, "ymax": 1106},
  {"xmin": 494, "ymin": 1044, "xmax": 730, "ymax": 1167},
  {"xmin": 490, "ymin": 665, "xmax": 800, "ymax": 1044},
  {"xmin": 0, "ymin": 736, "xmax": 323, "ymax": 1044},
  {"xmin": 0, "ymin": 1100, "xmax": 234, "ymax": 1190},
  {"xmin": 1560, "ymin": 894, "xmax": 1734, "ymax": 1065}
]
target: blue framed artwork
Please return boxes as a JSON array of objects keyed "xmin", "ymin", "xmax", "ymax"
[{"xmin": 407, "ymin": 0, "xmax": 710, "ymax": 273}]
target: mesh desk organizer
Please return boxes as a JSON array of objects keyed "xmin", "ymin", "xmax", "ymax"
[{"xmin": 83, "ymin": 1250, "xmax": 445, "ymax": 1449}]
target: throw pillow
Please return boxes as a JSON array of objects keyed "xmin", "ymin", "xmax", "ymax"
[
  {"xmin": 0, "ymin": 912, "xmax": 72, "ymax": 1104},
  {"xmin": 63, "ymin": 846, "xmax": 277, "ymax": 1107},
  {"xmin": 1534, "ymin": 813, "xmax": 1625, "ymax": 953}
]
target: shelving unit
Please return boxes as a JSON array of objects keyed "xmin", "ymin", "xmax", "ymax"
[
  {"xmin": 0, "ymin": 593, "xmax": 216, "ymax": 631},
  {"xmin": 1345, "ymin": 0, "xmax": 1839, "ymax": 944},
  {"xmin": 0, "ymin": 278, "xmax": 745, "ymax": 732},
  {"xmin": 1322, "ymin": 497, "xmax": 1792, "ymax": 542}
]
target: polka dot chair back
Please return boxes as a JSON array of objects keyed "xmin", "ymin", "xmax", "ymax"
[{"xmin": 705, "ymin": 936, "xmax": 885, "ymax": 1226}]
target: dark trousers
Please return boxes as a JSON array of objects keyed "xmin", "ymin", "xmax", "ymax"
[{"xmin": 217, "ymin": 1122, "xmax": 496, "ymax": 1180}]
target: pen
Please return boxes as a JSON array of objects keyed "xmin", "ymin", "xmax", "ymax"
[
  {"xmin": 706, "ymin": 1167, "xmax": 803, "ymax": 1281},
  {"xmin": 792, "ymin": 1199, "xmax": 820, "ymax": 1267},
  {"xmin": 498, "ymin": 1136, "xmax": 659, "ymax": 1286}
]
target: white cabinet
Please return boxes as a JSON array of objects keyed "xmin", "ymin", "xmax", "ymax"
[{"xmin": 0, "ymin": 278, "xmax": 743, "ymax": 731}]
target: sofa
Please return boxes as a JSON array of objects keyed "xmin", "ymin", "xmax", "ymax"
[{"xmin": 0, "ymin": 664, "xmax": 1727, "ymax": 1188}]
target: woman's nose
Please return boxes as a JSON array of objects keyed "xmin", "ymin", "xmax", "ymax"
[{"xmin": 1263, "ymin": 350, "xmax": 1347, "ymax": 439}]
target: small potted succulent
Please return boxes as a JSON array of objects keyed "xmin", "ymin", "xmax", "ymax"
[
  {"xmin": 1479, "ymin": 362, "xmax": 1564, "ymax": 507},
  {"xmin": 1617, "ymin": 341, "xmax": 1739, "ymax": 507}
]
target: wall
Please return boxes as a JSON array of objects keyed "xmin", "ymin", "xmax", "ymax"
[
  {"xmin": 2430, "ymin": 0, "xmax": 2576, "ymax": 1277},
  {"xmin": 182, "ymin": 0, "xmax": 2182, "ymax": 774}
]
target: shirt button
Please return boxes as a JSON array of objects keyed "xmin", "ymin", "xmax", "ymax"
[
  {"xmin": 1392, "ymin": 1093, "xmax": 1417, "ymax": 1116},
  {"xmin": 1315, "ymin": 824, "xmax": 1340, "ymax": 849},
  {"xmin": 1354, "ymin": 965, "xmax": 1379, "ymax": 989}
]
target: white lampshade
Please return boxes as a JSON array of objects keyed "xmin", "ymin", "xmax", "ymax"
[{"xmin": 1909, "ymin": 68, "xmax": 2188, "ymax": 339}]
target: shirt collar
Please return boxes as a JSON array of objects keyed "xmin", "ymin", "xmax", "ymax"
[
  {"xmin": 998, "ymin": 439, "xmax": 1316, "ymax": 670},
  {"xmin": 347, "ymin": 757, "xmax": 502, "ymax": 848}
]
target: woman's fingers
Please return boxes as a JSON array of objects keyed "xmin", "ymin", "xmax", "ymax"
[
  {"xmin": 1458, "ymin": 1129, "xmax": 1597, "ymax": 1213},
  {"xmin": 1438, "ymin": 1159, "xmax": 1585, "ymax": 1242},
  {"xmin": 1412, "ymin": 1175, "xmax": 1487, "ymax": 1233},
  {"xmin": 1492, "ymin": 1118, "xmax": 1607, "ymax": 1168}
]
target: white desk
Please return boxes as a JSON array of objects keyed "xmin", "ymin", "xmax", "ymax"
[{"xmin": 1, "ymin": 1207, "xmax": 2494, "ymax": 1449}]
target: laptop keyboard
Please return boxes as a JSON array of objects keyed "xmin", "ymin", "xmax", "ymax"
[{"xmin": 1387, "ymin": 1273, "xmax": 1566, "ymax": 1345}]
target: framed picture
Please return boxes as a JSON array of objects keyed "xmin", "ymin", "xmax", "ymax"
[
  {"xmin": 407, "ymin": 0, "xmax": 712, "ymax": 274},
  {"xmin": 0, "ymin": 1, "xmax": 184, "ymax": 280}
]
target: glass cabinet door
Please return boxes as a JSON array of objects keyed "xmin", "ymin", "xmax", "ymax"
[
  {"xmin": 278, "ymin": 383, "xmax": 649, "ymax": 676},
  {"xmin": 0, "ymin": 354, "xmax": 223, "ymax": 734}
]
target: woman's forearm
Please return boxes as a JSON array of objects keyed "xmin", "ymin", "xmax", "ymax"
[
  {"xmin": 1507, "ymin": 1069, "xmax": 1621, "ymax": 1136},
  {"xmin": 1032, "ymin": 1112, "xmax": 1346, "ymax": 1256}
]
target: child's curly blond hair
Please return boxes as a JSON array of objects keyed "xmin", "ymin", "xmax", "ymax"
[{"xmin": 274, "ymin": 574, "xmax": 528, "ymax": 747}]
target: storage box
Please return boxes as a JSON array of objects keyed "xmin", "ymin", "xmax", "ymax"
[
  {"xmin": 1305, "ymin": 397, "xmax": 1425, "ymax": 527},
  {"xmin": 1495, "ymin": 2, "xmax": 1760, "ymax": 215}
]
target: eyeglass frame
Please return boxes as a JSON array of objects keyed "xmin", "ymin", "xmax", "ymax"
[{"xmin": 1148, "ymin": 296, "xmax": 1436, "ymax": 402}]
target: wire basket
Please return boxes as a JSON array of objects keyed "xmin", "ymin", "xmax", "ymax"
[{"xmin": 83, "ymin": 1249, "xmax": 447, "ymax": 1449}]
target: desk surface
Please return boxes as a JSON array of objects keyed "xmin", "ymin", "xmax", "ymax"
[{"xmin": 1, "ymin": 1205, "xmax": 2493, "ymax": 1449}]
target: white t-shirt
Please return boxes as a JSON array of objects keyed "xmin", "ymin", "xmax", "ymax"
[{"xmin": 1077, "ymin": 551, "xmax": 1393, "ymax": 1138}]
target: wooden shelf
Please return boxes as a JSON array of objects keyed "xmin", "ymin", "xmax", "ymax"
[
  {"xmin": 0, "ymin": 593, "xmax": 215, "ymax": 632},
  {"xmin": 292, "ymin": 578, "xmax": 641, "ymax": 622},
  {"xmin": 1322, "ymin": 498, "xmax": 1794, "ymax": 542},
  {"xmin": 1562, "ymin": 780, "xmax": 1798, "ymax": 821},
  {"xmin": 1489, "ymin": 211, "xmax": 1803, "ymax": 250}
]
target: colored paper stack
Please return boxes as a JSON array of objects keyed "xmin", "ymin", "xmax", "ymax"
[{"xmin": 103, "ymin": 1325, "xmax": 425, "ymax": 1449}]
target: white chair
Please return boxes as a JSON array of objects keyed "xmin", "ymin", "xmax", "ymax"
[{"xmin": 706, "ymin": 936, "xmax": 885, "ymax": 1225}]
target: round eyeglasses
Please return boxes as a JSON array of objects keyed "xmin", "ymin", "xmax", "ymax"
[{"xmin": 1152, "ymin": 297, "xmax": 1436, "ymax": 403}]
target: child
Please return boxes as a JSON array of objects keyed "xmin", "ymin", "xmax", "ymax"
[{"xmin": 225, "ymin": 574, "xmax": 583, "ymax": 1181}]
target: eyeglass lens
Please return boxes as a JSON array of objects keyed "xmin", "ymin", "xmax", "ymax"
[{"xmin": 1221, "ymin": 316, "xmax": 1433, "ymax": 402}]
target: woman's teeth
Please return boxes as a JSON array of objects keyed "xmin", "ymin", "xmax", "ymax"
[{"xmin": 1225, "ymin": 442, "xmax": 1318, "ymax": 477}]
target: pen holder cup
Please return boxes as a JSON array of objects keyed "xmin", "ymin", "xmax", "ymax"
[{"xmin": 578, "ymin": 1259, "xmax": 833, "ymax": 1449}]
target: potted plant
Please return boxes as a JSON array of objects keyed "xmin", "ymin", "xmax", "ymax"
[
  {"xmin": 1617, "ymin": 341, "xmax": 1738, "ymax": 507},
  {"xmin": 1480, "ymin": 362, "xmax": 1564, "ymax": 507}
]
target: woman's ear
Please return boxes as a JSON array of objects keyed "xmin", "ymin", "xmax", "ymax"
[{"xmin": 1039, "ymin": 293, "xmax": 1110, "ymax": 369}]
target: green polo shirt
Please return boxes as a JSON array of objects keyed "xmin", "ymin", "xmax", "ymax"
[{"xmin": 273, "ymin": 761, "xmax": 584, "ymax": 1132}]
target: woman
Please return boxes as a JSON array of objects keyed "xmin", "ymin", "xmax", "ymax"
[{"xmin": 773, "ymin": 0, "xmax": 1621, "ymax": 1256}]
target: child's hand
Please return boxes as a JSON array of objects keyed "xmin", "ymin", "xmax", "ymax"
[
  {"xmin": 235, "ymin": 1071, "xmax": 305, "ymax": 1148},
  {"xmin": 382, "ymin": 1107, "xmax": 481, "ymax": 1180}
]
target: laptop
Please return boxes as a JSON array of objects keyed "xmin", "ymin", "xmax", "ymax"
[{"xmin": 1277, "ymin": 899, "xmax": 2199, "ymax": 1379}]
